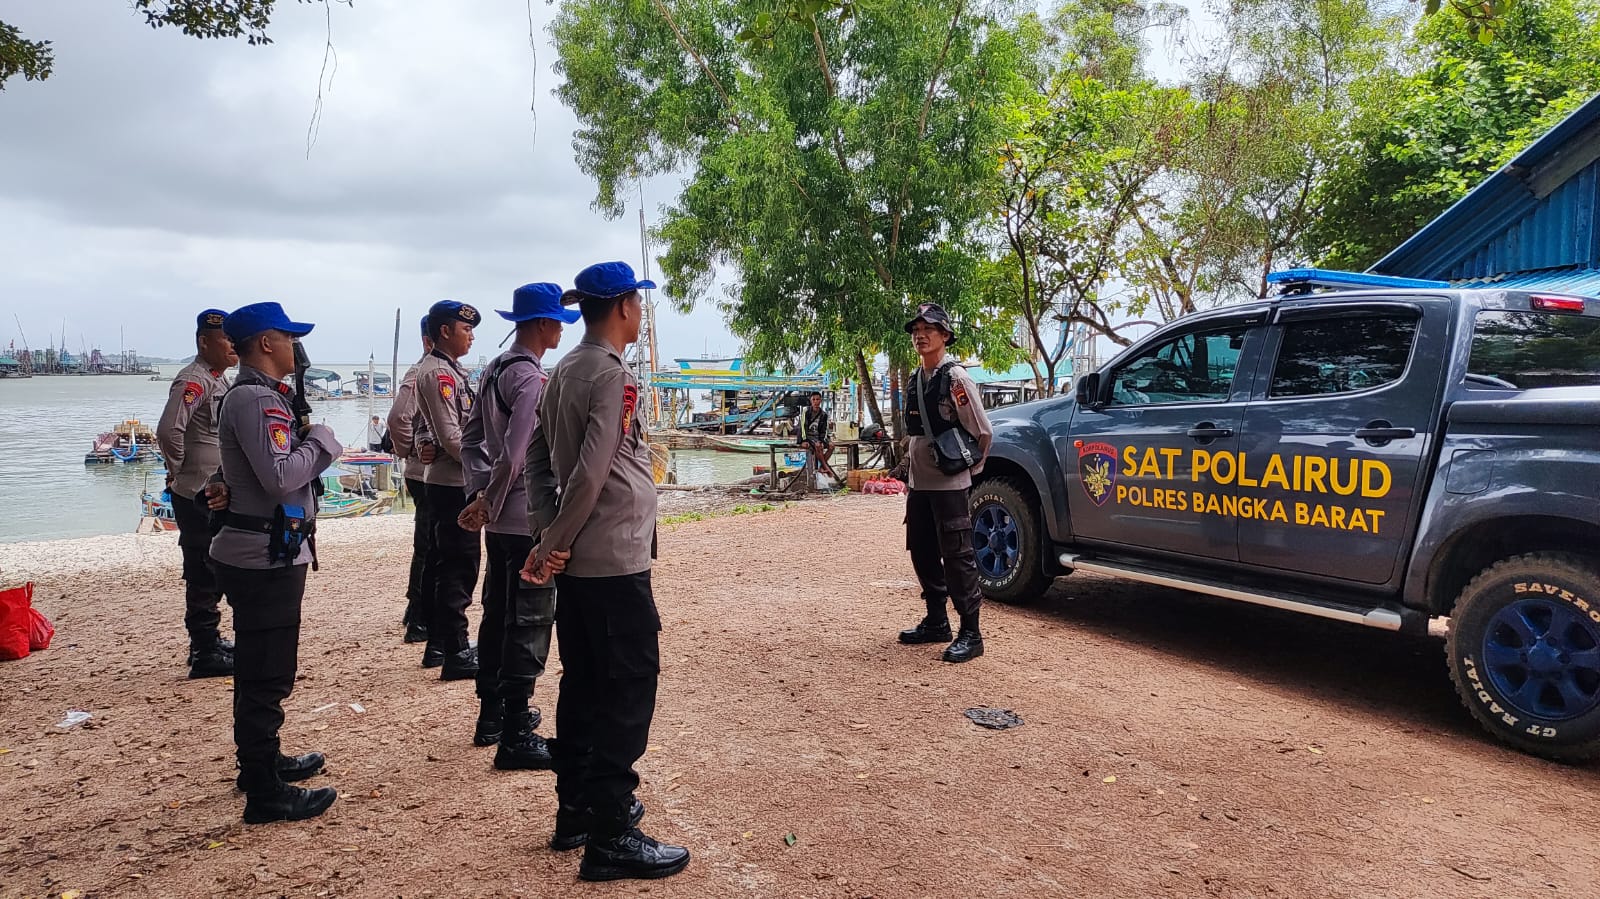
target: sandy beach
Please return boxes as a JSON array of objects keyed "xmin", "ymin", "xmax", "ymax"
[{"xmin": 2, "ymin": 494, "xmax": 1598, "ymax": 898}]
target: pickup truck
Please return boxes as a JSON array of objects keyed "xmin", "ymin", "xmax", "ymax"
[{"xmin": 968, "ymin": 270, "xmax": 1600, "ymax": 760}]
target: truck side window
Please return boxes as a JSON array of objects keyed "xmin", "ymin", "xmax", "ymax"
[
  {"xmin": 1268, "ymin": 313, "xmax": 1418, "ymax": 398},
  {"xmin": 1108, "ymin": 327, "xmax": 1249, "ymax": 406},
  {"xmin": 1468, "ymin": 310, "xmax": 1600, "ymax": 389}
]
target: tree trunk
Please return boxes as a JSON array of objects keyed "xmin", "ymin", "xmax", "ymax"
[{"xmin": 854, "ymin": 350, "xmax": 884, "ymax": 427}]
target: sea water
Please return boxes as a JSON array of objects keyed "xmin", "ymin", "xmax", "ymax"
[{"xmin": 0, "ymin": 364, "xmax": 756, "ymax": 543}]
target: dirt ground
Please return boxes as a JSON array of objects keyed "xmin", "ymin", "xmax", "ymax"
[{"xmin": 2, "ymin": 494, "xmax": 1598, "ymax": 898}]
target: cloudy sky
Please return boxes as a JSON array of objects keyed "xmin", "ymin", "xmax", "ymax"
[{"xmin": 0, "ymin": 1, "xmax": 1212, "ymax": 366}]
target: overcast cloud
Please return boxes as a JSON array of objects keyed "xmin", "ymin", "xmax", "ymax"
[
  {"xmin": 0, "ymin": 1, "xmax": 1216, "ymax": 367},
  {"xmin": 0, "ymin": 0, "xmax": 731, "ymax": 365}
]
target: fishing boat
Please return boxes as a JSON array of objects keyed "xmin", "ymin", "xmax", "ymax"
[
  {"xmin": 135, "ymin": 470, "xmax": 180, "ymax": 533},
  {"xmin": 86, "ymin": 419, "xmax": 163, "ymax": 464}
]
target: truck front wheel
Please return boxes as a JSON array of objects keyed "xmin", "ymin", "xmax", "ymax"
[
  {"xmin": 969, "ymin": 477, "xmax": 1052, "ymax": 604},
  {"xmin": 1446, "ymin": 553, "xmax": 1600, "ymax": 761}
]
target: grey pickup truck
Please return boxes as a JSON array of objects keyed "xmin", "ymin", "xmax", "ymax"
[{"xmin": 968, "ymin": 269, "xmax": 1600, "ymax": 759}]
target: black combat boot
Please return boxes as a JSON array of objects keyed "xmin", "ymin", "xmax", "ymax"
[
  {"xmin": 578, "ymin": 802, "xmax": 687, "ymax": 881},
  {"xmin": 942, "ymin": 613, "xmax": 984, "ymax": 663},
  {"xmin": 239, "ymin": 760, "xmax": 337, "ymax": 825},
  {"xmin": 440, "ymin": 644, "xmax": 479, "ymax": 681},
  {"xmin": 473, "ymin": 698, "xmax": 504, "ymax": 747},
  {"xmin": 551, "ymin": 797, "xmax": 646, "ymax": 852},
  {"xmin": 188, "ymin": 642, "xmax": 234, "ymax": 679},
  {"xmin": 217, "ymin": 636, "xmax": 235, "ymax": 653},
  {"xmin": 403, "ymin": 622, "xmax": 429, "ymax": 644},
  {"xmin": 421, "ymin": 645, "xmax": 446, "ymax": 668},
  {"xmin": 899, "ymin": 597, "xmax": 953, "ymax": 645},
  {"xmin": 235, "ymin": 751, "xmax": 326, "ymax": 791},
  {"xmin": 494, "ymin": 708, "xmax": 553, "ymax": 770}
]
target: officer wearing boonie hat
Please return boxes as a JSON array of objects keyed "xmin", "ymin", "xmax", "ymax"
[
  {"xmin": 156, "ymin": 309, "xmax": 239, "ymax": 679},
  {"xmin": 415, "ymin": 299, "xmax": 483, "ymax": 680},
  {"xmin": 892, "ymin": 302, "xmax": 993, "ymax": 663},
  {"xmin": 455, "ymin": 282, "xmax": 580, "ymax": 768},
  {"xmin": 525, "ymin": 261, "xmax": 690, "ymax": 881},
  {"xmin": 210, "ymin": 302, "xmax": 341, "ymax": 824},
  {"xmin": 388, "ymin": 314, "xmax": 437, "ymax": 646}
]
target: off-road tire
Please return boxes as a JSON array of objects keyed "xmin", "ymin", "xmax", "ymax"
[
  {"xmin": 968, "ymin": 477, "xmax": 1052, "ymax": 605},
  {"xmin": 1446, "ymin": 552, "xmax": 1600, "ymax": 762}
]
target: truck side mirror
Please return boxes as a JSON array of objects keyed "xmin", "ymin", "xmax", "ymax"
[{"xmin": 1075, "ymin": 373, "xmax": 1101, "ymax": 407}]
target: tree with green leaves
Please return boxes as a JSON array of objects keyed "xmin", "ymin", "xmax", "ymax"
[
  {"xmin": 1122, "ymin": 0, "xmax": 1403, "ymax": 322},
  {"xmin": 551, "ymin": 0, "xmax": 1028, "ymax": 429},
  {"xmin": 1310, "ymin": 0, "xmax": 1600, "ymax": 270},
  {"xmin": 0, "ymin": 1, "xmax": 318, "ymax": 91},
  {"xmin": 983, "ymin": 5, "xmax": 1188, "ymax": 394}
]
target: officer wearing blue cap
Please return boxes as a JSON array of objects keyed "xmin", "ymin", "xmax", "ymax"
[
  {"xmin": 210, "ymin": 302, "xmax": 341, "ymax": 824},
  {"xmin": 456, "ymin": 283, "xmax": 579, "ymax": 768},
  {"xmin": 387, "ymin": 315, "xmax": 437, "ymax": 645},
  {"xmin": 525, "ymin": 261, "xmax": 690, "ymax": 881},
  {"xmin": 155, "ymin": 309, "xmax": 238, "ymax": 678},
  {"xmin": 415, "ymin": 299, "xmax": 484, "ymax": 680}
]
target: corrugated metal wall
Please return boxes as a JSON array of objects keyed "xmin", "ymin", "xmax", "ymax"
[{"xmin": 1446, "ymin": 159, "xmax": 1600, "ymax": 281}]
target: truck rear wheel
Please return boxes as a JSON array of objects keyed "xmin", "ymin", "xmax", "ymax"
[
  {"xmin": 1446, "ymin": 553, "xmax": 1600, "ymax": 761},
  {"xmin": 969, "ymin": 477, "xmax": 1051, "ymax": 604}
]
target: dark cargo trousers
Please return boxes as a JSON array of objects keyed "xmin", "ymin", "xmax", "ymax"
[
  {"xmin": 477, "ymin": 531, "xmax": 555, "ymax": 700},
  {"xmin": 170, "ymin": 492, "xmax": 226, "ymax": 648},
  {"xmin": 551, "ymin": 571, "xmax": 660, "ymax": 834},
  {"xmin": 214, "ymin": 562, "xmax": 306, "ymax": 767},
  {"xmin": 905, "ymin": 488, "xmax": 983, "ymax": 623},
  {"xmin": 403, "ymin": 477, "xmax": 432, "ymax": 627},
  {"xmin": 424, "ymin": 483, "xmax": 479, "ymax": 654}
]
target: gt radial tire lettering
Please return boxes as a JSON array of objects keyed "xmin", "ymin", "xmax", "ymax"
[
  {"xmin": 1461, "ymin": 655, "xmax": 1521, "ymax": 729},
  {"xmin": 974, "ymin": 493, "xmax": 1018, "ymax": 587}
]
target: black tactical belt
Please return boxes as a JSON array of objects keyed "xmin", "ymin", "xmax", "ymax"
[{"xmin": 225, "ymin": 512, "xmax": 318, "ymax": 536}]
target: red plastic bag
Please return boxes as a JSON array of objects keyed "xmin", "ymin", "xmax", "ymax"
[
  {"xmin": 29, "ymin": 607, "xmax": 54, "ymax": 651},
  {"xmin": 0, "ymin": 582, "xmax": 33, "ymax": 661}
]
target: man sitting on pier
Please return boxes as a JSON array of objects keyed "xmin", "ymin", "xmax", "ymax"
[{"xmin": 794, "ymin": 391, "xmax": 841, "ymax": 483}]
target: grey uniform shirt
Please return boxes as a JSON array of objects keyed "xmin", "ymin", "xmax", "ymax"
[
  {"xmin": 415, "ymin": 351, "xmax": 475, "ymax": 488},
  {"xmin": 463, "ymin": 345, "xmax": 547, "ymax": 536},
  {"xmin": 156, "ymin": 360, "xmax": 231, "ymax": 499},
  {"xmin": 386, "ymin": 358, "xmax": 432, "ymax": 480},
  {"xmin": 906, "ymin": 362, "xmax": 993, "ymax": 491},
  {"xmin": 209, "ymin": 365, "xmax": 342, "ymax": 569},
  {"xmin": 525, "ymin": 333, "xmax": 655, "ymax": 577}
]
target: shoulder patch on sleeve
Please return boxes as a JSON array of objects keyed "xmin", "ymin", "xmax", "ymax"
[
  {"xmin": 952, "ymin": 378, "xmax": 971, "ymax": 408},
  {"xmin": 181, "ymin": 381, "xmax": 203, "ymax": 407},
  {"xmin": 268, "ymin": 421, "xmax": 291, "ymax": 453},
  {"xmin": 621, "ymin": 383, "xmax": 638, "ymax": 434},
  {"xmin": 438, "ymin": 372, "xmax": 456, "ymax": 401},
  {"xmin": 264, "ymin": 407, "xmax": 292, "ymax": 421}
]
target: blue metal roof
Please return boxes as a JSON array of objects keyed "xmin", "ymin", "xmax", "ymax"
[
  {"xmin": 1372, "ymin": 91, "xmax": 1600, "ymax": 281},
  {"xmin": 1455, "ymin": 267, "xmax": 1600, "ymax": 297}
]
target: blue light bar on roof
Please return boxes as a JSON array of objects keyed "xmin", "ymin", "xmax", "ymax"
[{"xmin": 1267, "ymin": 268, "xmax": 1451, "ymax": 292}]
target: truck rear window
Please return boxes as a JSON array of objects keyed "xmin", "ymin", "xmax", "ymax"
[{"xmin": 1467, "ymin": 310, "xmax": 1600, "ymax": 389}]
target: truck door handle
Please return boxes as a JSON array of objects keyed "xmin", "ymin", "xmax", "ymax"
[
  {"xmin": 1186, "ymin": 425, "xmax": 1233, "ymax": 440},
  {"xmin": 1354, "ymin": 422, "xmax": 1415, "ymax": 444}
]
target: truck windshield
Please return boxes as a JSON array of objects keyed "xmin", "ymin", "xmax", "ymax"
[{"xmin": 1467, "ymin": 310, "xmax": 1600, "ymax": 389}]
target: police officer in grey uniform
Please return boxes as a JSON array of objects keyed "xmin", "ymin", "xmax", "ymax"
[
  {"xmin": 211, "ymin": 302, "xmax": 340, "ymax": 823},
  {"xmin": 458, "ymin": 282, "xmax": 578, "ymax": 768},
  {"xmin": 893, "ymin": 303, "xmax": 994, "ymax": 663},
  {"xmin": 156, "ymin": 309, "xmax": 238, "ymax": 678},
  {"xmin": 416, "ymin": 300, "xmax": 483, "ymax": 679},
  {"xmin": 524, "ymin": 261, "xmax": 689, "ymax": 882},
  {"xmin": 387, "ymin": 315, "xmax": 436, "ymax": 646}
]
